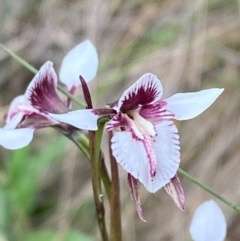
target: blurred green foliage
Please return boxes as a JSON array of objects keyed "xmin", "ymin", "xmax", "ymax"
[
  {"xmin": 0, "ymin": 136, "xmax": 93, "ymax": 241},
  {"xmin": 23, "ymin": 230, "xmax": 93, "ymax": 241}
]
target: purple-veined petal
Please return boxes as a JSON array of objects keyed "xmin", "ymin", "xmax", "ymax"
[
  {"xmin": 106, "ymin": 113, "xmax": 130, "ymax": 131},
  {"xmin": 139, "ymin": 102, "xmax": 174, "ymax": 121},
  {"xmin": 117, "ymin": 73, "xmax": 163, "ymax": 112},
  {"xmin": 164, "ymin": 174, "xmax": 185, "ymax": 211},
  {"xmin": 190, "ymin": 200, "xmax": 227, "ymax": 241},
  {"xmin": 4, "ymin": 95, "xmax": 56, "ymax": 129},
  {"xmin": 0, "ymin": 128, "xmax": 34, "ymax": 149},
  {"xmin": 5, "ymin": 95, "xmax": 26, "ymax": 123},
  {"xmin": 164, "ymin": 88, "xmax": 224, "ymax": 121},
  {"xmin": 147, "ymin": 120, "xmax": 180, "ymax": 192},
  {"xmin": 19, "ymin": 111, "xmax": 59, "ymax": 129},
  {"xmin": 111, "ymin": 120, "xmax": 179, "ymax": 193},
  {"xmin": 127, "ymin": 173, "xmax": 146, "ymax": 222},
  {"xmin": 59, "ymin": 40, "xmax": 98, "ymax": 90},
  {"xmin": 25, "ymin": 61, "xmax": 68, "ymax": 114},
  {"xmin": 4, "ymin": 112, "xmax": 25, "ymax": 129},
  {"xmin": 49, "ymin": 109, "xmax": 99, "ymax": 130}
]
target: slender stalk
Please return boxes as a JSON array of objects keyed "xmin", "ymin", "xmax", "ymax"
[
  {"xmin": 80, "ymin": 76, "xmax": 108, "ymax": 241},
  {"xmin": 67, "ymin": 131, "xmax": 90, "ymax": 159},
  {"xmin": 0, "ymin": 43, "xmax": 38, "ymax": 74},
  {"xmin": 109, "ymin": 132, "xmax": 122, "ymax": 241},
  {"xmin": 178, "ymin": 168, "xmax": 240, "ymax": 212},
  {"xmin": 89, "ymin": 124, "xmax": 109, "ymax": 241},
  {"xmin": 0, "ymin": 43, "xmax": 84, "ymax": 107},
  {"xmin": 100, "ymin": 153, "xmax": 111, "ymax": 201},
  {"xmin": 67, "ymin": 131, "xmax": 111, "ymax": 202}
]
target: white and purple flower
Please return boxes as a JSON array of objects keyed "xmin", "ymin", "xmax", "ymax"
[
  {"xmin": 0, "ymin": 40, "xmax": 98, "ymax": 149},
  {"xmin": 51, "ymin": 73, "xmax": 223, "ymax": 220}
]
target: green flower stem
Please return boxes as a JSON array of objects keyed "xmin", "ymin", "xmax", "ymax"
[
  {"xmin": 100, "ymin": 153, "xmax": 111, "ymax": 202},
  {"xmin": 89, "ymin": 123, "xmax": 109, "ymax": 241},
  {"xmin": 109, "ymin": 131, "xmax": 122, "ymax": 241},
  {"xmin": 68, "ymin": 131, "xmax": 90, "ymax": 159},
  {"xmin": 0, "ymin": 43, "xmax": 84, "ymax": 107},
  {"xmin": 0, "ymin": 44, "xmax": 38, "ymax": 74},
  {"xmin": 68, "ymin": 131, "xmax": 111, "ymax": 202},
  {"xmin": 178, "ymin": 168, "xmax": 240, "ymax": 212}
]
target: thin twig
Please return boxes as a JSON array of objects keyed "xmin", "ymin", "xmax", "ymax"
[
  {"xmin": 178, "ymin": 168, "xmax": 240, "ymax": 212},
  {"xmin": 109, "ymin": 131, "xmax": 122, "ymax": 241},
  {"xmin": 67, "ymin": 131, "xmax": 111, "ymax": 202},
  {"xmin": 89, "ymin": 124, "xmax": 109, "ymax": 241},
  {"xmin": 100, "ymin": 152, "xmax": 111, "ymax": 202}
]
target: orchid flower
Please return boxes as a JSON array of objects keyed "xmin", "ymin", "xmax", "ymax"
[
  {"xmin": 50, "ymin": 73, "xmax": 224, "ymax": 220},
  {"xmin": 0, "ymin": 40, "xmax": 98, "ymax": 150},
  {"xmin": 190, "ymin": 200, "xmax": 227, "ymax": 241},
  {"xmin": 60, "ymin": 39, "xmax": 98, "ymax": 91}
]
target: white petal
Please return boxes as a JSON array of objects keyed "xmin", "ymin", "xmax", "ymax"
[
  {"xmin": 49, "ymin": 110, "xmax": 98, "ymax": 130},
  {"xmin": 111, "ymin": 120, "xmax": 180, "ymax": 193},
  {"xmin": 117, "ymin": 73, "xmax": 163, "ymax": 112},
  {"xmin": 59, "ymin": 40, "xmax": 98, "ymax": 89},
  {"xmin": 165, "ymin": 88, "xmax": 224, "ymax": 120},
  {"xmin": 0, "ymin": 128, "xmax": 34, "ymax": 149},
  {"xmin": 190, "ymin": 200, "xmax": 227, "ymax": 241},
  {"xmin": 111, "ymin": 131, "xmax": 150, "ymax": 186},
  {"xmin": 149, "ymin": 120, "xmax": 180, "ymax": 192}
]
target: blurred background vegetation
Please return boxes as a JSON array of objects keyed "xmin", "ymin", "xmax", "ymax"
[{"xmin": 0, "ymin": 0, "xmax": 240, "ymax": 240}]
